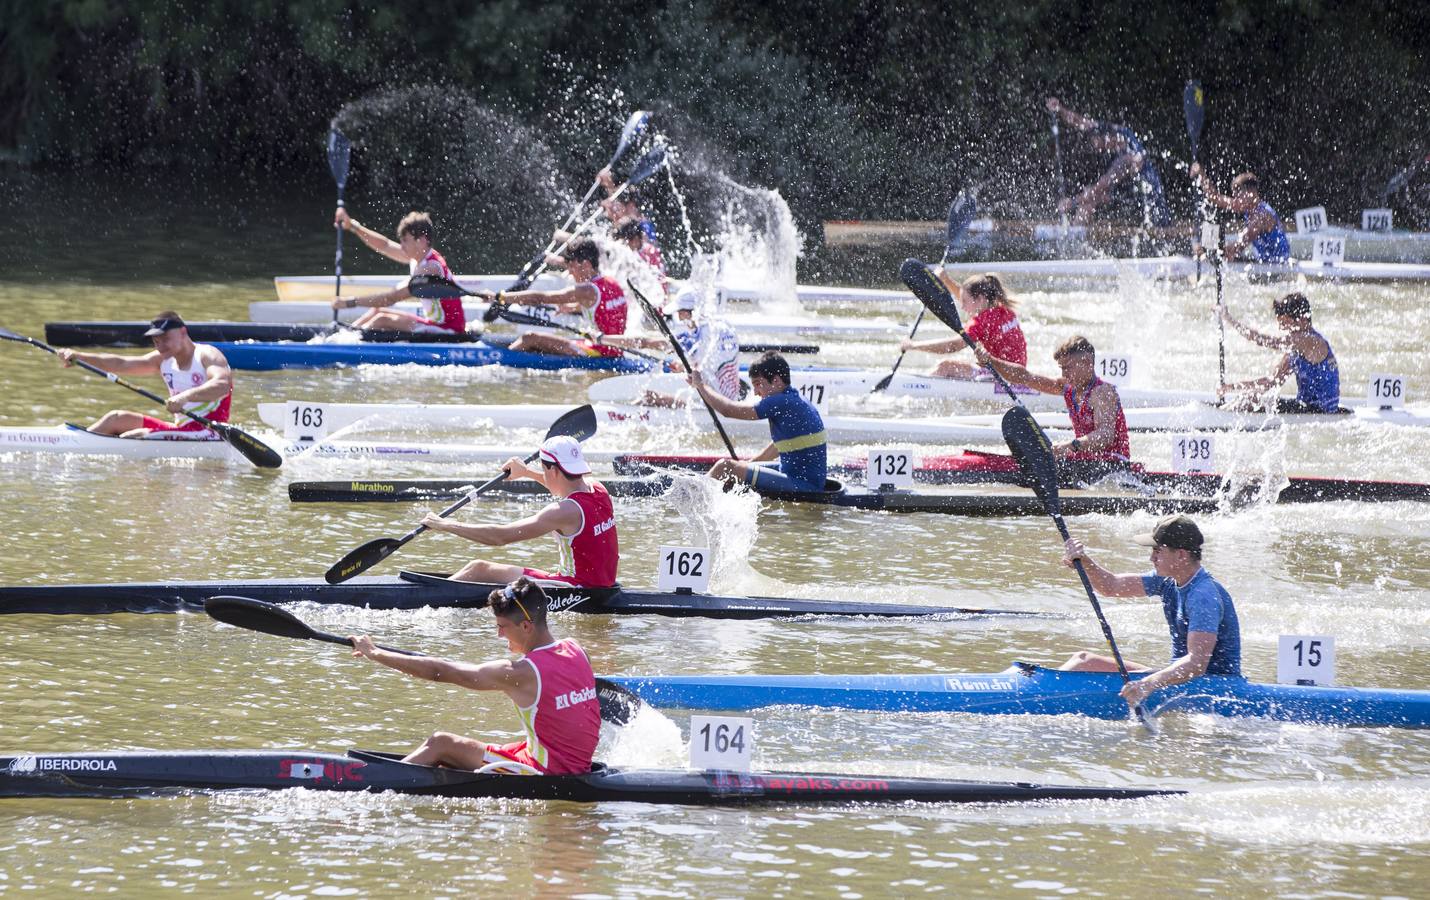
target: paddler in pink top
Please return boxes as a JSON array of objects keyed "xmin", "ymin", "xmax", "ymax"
[
  {"xmin": 899, "ymin": 272, "xmax": 1027, "ymax": 379},
  {"xmin": 489, "ymin": 239, "xmax": 629, "ymax": 358},
  {"xmin": 420, "ymin": 435, "xmax": 620, "ymax": 588},
  {"xmin": 350, "ymin": 577, "xmax": 600, "ymax": 775},
  {"xmin": 973, "ymin": 334, "xmax": 1133, "ymax": 480},
  {"xmin": 330, "ymin": 209, "xmax": 467, "ymax": 334}
]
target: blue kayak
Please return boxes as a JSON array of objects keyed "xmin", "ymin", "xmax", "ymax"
[
  {"xmin": 210, "ymin": 339, "xmax": 652, "ymax": 373},
  {"xmin": 604, "ymin": 662, "xmax": 1430, "ymax": 729}
]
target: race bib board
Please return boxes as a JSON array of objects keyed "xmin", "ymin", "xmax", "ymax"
[
  {"xmin": 1095, "ymin": 355, "xmax": 1132, "ymax": 386},
  {"xmin": 1171, "ymin": 434, "xmax": 1215, "ymax": 474},
  {"xmin": 1277, "ymin": 635, "xmax": 1336, "ymax": 686},
  {"xmin": 1294, "ymin": 206, "xmax": 1328, "ymax": 234},
  {"xmin": 792, "ymin": 377, "xmax": 832, "ymax": 412},
  {"xmin": 1199, "ymin": 221, "xmax": 1221, "ymax": 252},
  {"xmin": 656, "ymin": 545, "xmax": 711, "ymax": 594},
  {"xmin": 1361, "ymin": 208, "xmax": 1393, "ymax": 232},
  {"xmin": 688, "ymin": 715, "xmax": 754, "ymax": 772},
  {"xmin": 1311, "ymin": 234, "xmax": 1346, "ymax": 267},
  {"xmin": 284, "ymin": 401, "xmax": 332, "ymax": 440},
  {"xmin": 867, "ymin": 448, "xmax": 914, "ymax": 490},
  {"xmin": 1366, "ymin": 373, "xmax": 1407, "ymax": 409}
]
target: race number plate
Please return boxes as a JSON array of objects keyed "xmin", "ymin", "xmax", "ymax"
[
  {"xmin": 1294, "ymin": 206, "xmax": 1327, "ymax": 234},
  {"xmin": 1366, "ymin": 373, "xmax": 1406, "ymax": 409},
  {"xmin": 657, "ymin": 545, "xmax": 711, "ymax": 594},
  {"xmin": 1361, "ymin": 208, "xmax": 1393, "ymax": 232},
  {"xmin": 1171, "ymin": 434, "xmax": 1215, "ymax": 474},
  {"xmin": 689, "ymin": 715, "xmax": 754, "ymax": 772},
  {"xmin": 1096, "ymin": 355, "xmax": 1132, "ymax": 386},
  {"xmin": 867, "ymin": 448, "xmax": 914, "ymax": 490},
  {"xmin": 792, "ymin": 377, "xmax": 831, "ymax": 412},
  {"xmin": 284, "ymin": 401, "xmax": 332, "ymax": 440},
  {"xmin": 1312, "ymin": 235, "xmax": 1346, "ymax": 267},
  {"xmin": 1277, "ymin": 635, "xmax": 1336, "ymax": 686},
  {"xmin": 1199, "ymin": 221, "xmax": 1221, "ymax": 252}
]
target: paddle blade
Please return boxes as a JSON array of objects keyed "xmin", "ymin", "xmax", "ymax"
[
  {"xmin": 549, "ymin": 404, "xmax": 598, "ymax": 443},
  {"xmin": 943, "ymin": 192, "xmax": 978, "ymax": 255},
  {"xmin": 1183, "ymin": 81, "xmax": 1204, "ymax": 158},
  {"xmin": 627, "ymin": 142, "xmax": 668, "ymax": 186},
  {"xmin": 210, "ymin": 423, "xmax": 283, "ymax": 469},
  {"xmin": 325, "ymin": 537, "xmax": 403, "ymax": 584},
  {"xmin": 206, "ymin": 595, "xmax": 341, "ymax": 645},
  {"xmin": 327, "ymin": 128, "xmax": 352, "ymax": 190},
  {"xmin": 408, "ymin": 274, "xmax": 471, "ymax": 299},
  {"xmin": 899, "ymin": 258, "xmax": 965, "ymax": 336},
  {"xmin": 595, "ymin": 677, "xmax": 646, "ymax": 727},
  {"xmin": 1001, "ymin": 407, "xmax": 1061, "ymax": 516},
  {"xmin": 611, "ymin": 110, "xmax": 651, "ymax": 165}
]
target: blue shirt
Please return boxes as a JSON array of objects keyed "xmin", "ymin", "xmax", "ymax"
[
  {"xmin": 1141, "ymin": 568, "xmax": 1241, "ymax": 676},
  {"xmin": 1290, "ymin": 327, "xmax": 1340, "ymax": 412},
  {"xmin": 754, "ymin": 387, "xmax": 827, "ymax": 487},
  {"xmin": 1108, "ymin": 126, "xmax": 1171, "ymax": 227},
  {"xmin": 1246, "ymin": 201, "xmax": 1291, "ymax": 264}
]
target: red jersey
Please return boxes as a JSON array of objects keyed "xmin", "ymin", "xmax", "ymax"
[
  {"xmin": 966, "ymin": 305, "xmax": 1026, "ymax": 365},
  {"xmin": 487, "ymin": 638, "xmax": 599, "ymax": 775},
  {"xmin": 410, "ymin": 249, "xmax": 466, "ymax": 333},
  {"xmin": 540, "ymin": 482, "xmax": 619, "ymax": 588},
  {"xmin": 1063, "ymin": 377, "xmax": 1131, "ymax": 461},
  {"xmin": 582, "ymin": 275, "xmax": 628, "ymax": 358}
]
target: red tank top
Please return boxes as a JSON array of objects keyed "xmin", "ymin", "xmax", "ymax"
[
  {"xmin": 512, "ymin": 638, "xmax": 599, "ymax": 774},
  {"xmin": 410, "ymin": 249, "xmax": 466, "ymax": 332},
  {"xmin": 1063, "ymin": 377, "xmax": 1130, "ymax": 461},
  {"xmin": 553, "ymin": 482, "xmax": 620, "ymax": 587},
  {"xmin": 965, "ymin": 305, "xmax": 1027, "ymax": 365}
]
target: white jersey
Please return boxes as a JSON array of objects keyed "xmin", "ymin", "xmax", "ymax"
[
  {"xmin": 677, "ymin": 319, "xmax": 741, "ymax": 399},
  {"xmin": 160, "ymin": 352, "xmax": 227, "ymax": 419}
]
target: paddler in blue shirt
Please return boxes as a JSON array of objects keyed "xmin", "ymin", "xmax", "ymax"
[
  {"xmin": 1045, "ymin": 97, "xmax": 1171, "ymax": 227},
  {"xmin": 686, "ymin": 351, "xmax": 828, "ymax": 492},
  {"xmin": 1059, "ymin": 515, "xmax": 1242, "ymax": 709},
  {"xmin": 1218, "ymin": 292, "xmax": 1341, "ymax": 413},
  {"xmin": 1191, "ymin": 165, "xmax": 1291, "ymax": 263}
]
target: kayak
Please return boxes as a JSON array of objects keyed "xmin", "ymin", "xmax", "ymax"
[
  {"xmin": 255, "ymin": 400, "xmax": 1070, "ymax": 446},
  {"xmin": 604, "ymin": 661, "xmax": 1430, "ymax": 729},
  {"xmin": 612, "ymin": 451, "xmax": 1430, "ymax": 502},
  {"xmin": 0, "ymin": 570, "xmax": 1046, "ymax": 619},
  {"xmin": 211, "ymin": 338, "xmax": 652, "ymax": 373},
  {"xmin": 937, "ymin": 256, "xmax": 1430, "ymax": 283},
  {"xmin": 0, "ymin": 424, "xmax": 255, "ymax": 463},
  {"xmin": 951, "ymin": 403, "xmax": 1430, "ymax": 432},
  {"xmin": 0, "ymin": 749, "xmax": 1177, "ymax": 805}
]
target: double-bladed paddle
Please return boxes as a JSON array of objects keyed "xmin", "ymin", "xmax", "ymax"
[
  {"xmin": 328, "ymin": 126, "xmax": 353, "ymax": 328},
  {"xmin": 323, "ymin": 404, "xmax": 599, "ymax": 584},
  {"xmin": 872, "ymin": 193, "xmax": 978, "ymax": 393},
  {"xmin": 206, "ymin": 594, "xmax": 639, "ymax": 725},
  {"xmin": 626, "ymin": 280, "xmax": 740, "ymax": 457},
  {"xmin": 0, "ymin": 327, "xmax": 282, "ymax": 469},
  {"xmin": 898, "ymin": 259, "xmax": 1153, "ymax": 730}
]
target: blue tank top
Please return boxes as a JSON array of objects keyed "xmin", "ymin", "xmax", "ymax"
[
  {"xmin": 1291, "ymin": 328, "xmax": 1339, "ymax": 412},
  {"xmin": 1246, "ymin": 201, "xmax": 1291, "ymax": 263},
  {"xmin": 1109, "ymin": 126, "xmax": 1170, "ymax": 226}
]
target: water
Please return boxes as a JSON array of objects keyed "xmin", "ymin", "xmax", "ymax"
[{"xmin": 0, "ymin": 176, "xmax": 1428, "ymax": 897}]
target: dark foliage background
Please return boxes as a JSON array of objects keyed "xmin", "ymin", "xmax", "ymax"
[{"xmin": 4, "ymin": 0, "xmax": 1427, "ymax": 232}]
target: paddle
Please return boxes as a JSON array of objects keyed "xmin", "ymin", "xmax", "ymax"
[
  {"xmin": 490, "ymin": 142, "xmax": 670, "ymax": 321},
  {"xmin": 897, "ymin": 258, "xmax": 1022, "ymax": 403},
  {"xmin": 328, "ymin": 127, "xmax": 352, "ymax": 327},
  {"xmin": 873, "ymin": 193, "xmax": 978, "ymax": 393},
  {"xmin": 1051, "ymin": 111, "xmax": 1067, "ymax": 230},
  {"xmin": 323, "ymin": 404, "xmax": 599, "ymax": 583},
  {"xmin": 0, "ymin": 327, "xmax": 282, "ymax": 469},
  {"xmin": 627, "ymin": 280, "xmax": 740, "ymax": 457},
  {"xmin": 206, "ymin": 594, "xmax": 640, "ymax": 725},
  {"xmin": 1184, "ymin": 81, "xmax": 1207, "ymax": 282},
  {"xmin": 512, "ymin": 111, "xmax": 652, "ymax": 291},
  {"xmin": 407, "ymin": 275, "xmax": 664, "ymax": 364}
]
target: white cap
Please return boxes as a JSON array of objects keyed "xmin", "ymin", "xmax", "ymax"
[
  {"xmin": 666, "ymin": 285, "xmax": 700, "ymax": 315},
  {"xmin": 538, "ymin": 435, "xmax": 591, "ymax": 475}
]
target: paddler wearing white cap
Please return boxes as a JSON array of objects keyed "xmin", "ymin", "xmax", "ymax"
[
  {"xmin": 603, "ymin": 285, "xmax": 743, "ymax": 406},
  {"xmin": 419, "ymin": 435, "xmax": 620, "ymax": 589}
]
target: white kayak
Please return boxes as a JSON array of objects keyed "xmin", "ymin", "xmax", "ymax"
[
  {"xmin": 937, "ymin": 256, "xmax": 1430, "ymax": 283},
  {"xmin": 0, "ymin": 424, "xmax": 259, "ymax": 463},
  {"xmin": 256, "ymin": 401, "xmax": 1069, "ymax": 447},
  {"xmin": 952, "ymin": 402, "xmax": 1430, "ymax": 432},
  {"xmin": 588, "ymin": 372, "xmax": 1218, "ymax": 410}
]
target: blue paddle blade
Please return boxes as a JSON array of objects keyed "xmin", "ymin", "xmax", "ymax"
[
  {"xmin": 1183, "ymin": 81, "xmax": 1205, "ymax": 158},
  {"xmin": 899, "ymin": 258, "xmax": 965, "ymax": 335},
  {"xmin": 627, "ymin": 142, "xmax": 668, "ymax": 185},
  {"xmin": 947, "ymin": 192, "xmax": 977, "ymax": 246},
  {"xmin": 328, "ymin": 128, "xmax": 352, "ymax": 190},
  {"xmin": 611, "ymin": 110, "xmax": 652, "ymax": 165},
  {"xmin": 1000, "ymin": 407, "xmax": 1060, "ymax": 516}
]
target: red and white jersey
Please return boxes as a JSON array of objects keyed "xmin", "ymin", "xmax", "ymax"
[
  {"xmin": 509, "ymin": 638, "xmax": 600, "ymax": 774},
  {"xmin": 1063, "ymin": 377, "xmax": 1130, "ymax": 461},
  {"xmin": 161, "ymin": 349, "xmax": 230, "ymax": 423},
  {"xmin": 409, "ymin": 249, "xmax": 466, "ymax": 332},
  {"xmin": 586, "ymin": 274, "xmax": 628, "ymax": 337},
  {"xmin": 965, "ymin": 305, "xmax": 1027, "ymax": 366},
  {"xmin": 550, "ymin": 482, "xmax": 620, "ymax": 587}
]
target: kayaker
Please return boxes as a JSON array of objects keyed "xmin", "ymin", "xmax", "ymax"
[
  {"xmin": 605, "ymin": 285, "xmax": 743, "ymax": 405},
  {"xmin": 899, "ymin": 272, "xmax": 1027, "ymax": 380},
  {"xmin": 1045, "ymin": 97, "xmax": 1171, "ymax": 227},
  {"xmin": 597, "ymin": 167, "xmax": 659, "ymax": 247},
  {"xmin": 419, "ymin": 436, "xmax": 620, "ymax": 589},
  {"xmin": 1059, "ymin": 515, "xmax": 1242, "ymax": 709},
  {"xmin": 686, "ymin": 351, "xmax": 828, "ymax": 492},
  {"xmin": 492, "ymin": 239, "xmax": 630, "ymax": 358},
  {"xmin": 330, "ymin": 209, "xmax": 467, "ymax": 333},
  {"xmin": 349, "ymin": 576, "xmax": 600, "ymax": 775},
  {"xmin": 1190, "ymin": 164, "xmax": 1291, "ymax": 264},
  {"xmin": 973, "ymin": 335, "xmax": 1132, "ymax": 480},
  {"xmin": 1218, "ymin": 292, "xmax": 1342, "ymax": 413},
  {"xmin": 55, "ymin": 312, "xmax": 233, "ymax": 438}
]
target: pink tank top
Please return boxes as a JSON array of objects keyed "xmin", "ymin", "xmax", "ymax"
[
  {"xmin": 410, "ymin": 249, "xmax": 465, "ymax": 332},
  {"xmin": 513, "ymin": 638, "xmax": 600, "ymax": 774},
  {"xmin": 552, "ymin": 482, "xmax": 620, "ymax": 587}
]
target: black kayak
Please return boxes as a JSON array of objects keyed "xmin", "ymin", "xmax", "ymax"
[
  {"xmin": 0, "ymin": 570, "xmax": 1049, "ymax": 619},
  {"xmin": 0, "ymin": 749, "xmax": 1181, "ymax": 806}
]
